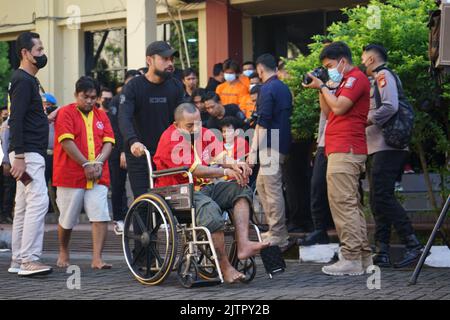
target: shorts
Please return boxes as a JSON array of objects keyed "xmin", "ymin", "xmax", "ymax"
[
  {"xmin": 194, "ymin": 180, "xmax": 253, "ymax": 233},
  {"xmin": 57, "ymin": 184, "xmax": 111, "ymax": 229}
]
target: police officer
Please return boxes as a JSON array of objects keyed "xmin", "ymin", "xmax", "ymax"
[{"xmin": 362, "ymin": 44, "xmax": 423, "ymax": 268}]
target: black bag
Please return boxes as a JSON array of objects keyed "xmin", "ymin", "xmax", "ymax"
[
  {"xmin": 373, "ymin": 66, "xmax": 414, "ymax": 149},
  {"xmin": 260, "ymin": 246, "xmax": 286, "ymax": 278}
]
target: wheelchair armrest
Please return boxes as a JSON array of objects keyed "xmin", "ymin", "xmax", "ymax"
[{"xmin": 152, "ymin": 166, "xmax": 191, "ymax": 177}]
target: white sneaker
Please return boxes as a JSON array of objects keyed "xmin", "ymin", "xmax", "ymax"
[
  {"xmin": 8, "ymin": 260, "xmax": 21, "ymax": 274},
  {"xmin": 114, "ymin": 220, "xmax": 124, "ymax": 236},
  {"xmin": 18, "ymin": 261, "xmax": 52, "ymax": 276}
]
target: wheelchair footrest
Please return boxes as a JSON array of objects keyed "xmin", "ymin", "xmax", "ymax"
[{"xmin": 260, "ymin": 246, "xmax": 286, "ymax": 278}]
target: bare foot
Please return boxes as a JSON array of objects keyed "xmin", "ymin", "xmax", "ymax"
[
  {"xmin": 222, "ymin": 265, "xmax": 246, "ymax": 284},
  {"xmin": 91, "ymin": 260, "xmax": 112, "ymax": 270},
  {"xmin": 57, "ymin": 252, "xmax": 70, "ymax": 268},
  {"xmin": 237, "ymin": 241, "xmax": 270, "ymax": 260}
]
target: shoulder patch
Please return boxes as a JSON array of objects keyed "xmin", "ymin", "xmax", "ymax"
[
  {"xmin": 344, "ymin": 77, "xmax": 357, "ymax": 89},
  {"xmin": 376, "ymin": 72, "xmax": 387, "ymax": 88}
]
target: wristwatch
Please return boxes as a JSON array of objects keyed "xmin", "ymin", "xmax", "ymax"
[{"xmin": 319, "ymin": 84, "xmax": 327, "ymax": 93}]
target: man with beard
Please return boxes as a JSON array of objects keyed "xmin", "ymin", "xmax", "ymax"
[{"xmin": 118, "ymin": 41, "xmax": 185, "ymax": 199}]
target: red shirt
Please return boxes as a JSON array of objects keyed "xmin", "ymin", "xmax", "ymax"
[
  {"xmin": 154, "ymin": 125, "xmax": 226, "ymax": 188},
  {"xmin": 325, "ymin": 67, "xmax": 370, "ymax": 156},
  {"xmin": 224, "ymin": 136, "xmax": 249, "ymax": 161},
  {"xmin": 53, "ymin": 104, "xmax": 115, "ymax": 189}
]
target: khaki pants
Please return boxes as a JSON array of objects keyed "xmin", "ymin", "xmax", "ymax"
[
  {"xmin": 327, "ymin": 152, "xmax": 371, "ymax": 261},
  {"xmin": 256, "ymin": 149, "xmax": 289, "ymax": 247}
]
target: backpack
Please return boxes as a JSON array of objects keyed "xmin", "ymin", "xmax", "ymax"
[{"xmin": 373, "ymin": 66, "xmax": 414, "ymax": 149}]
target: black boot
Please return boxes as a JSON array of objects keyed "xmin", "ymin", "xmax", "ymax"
[
  {"xmin": 373, "ymin": 242, "xmax": 391, "ymax": 268},
  {"xmin": 297, "ymin": 229, "xmax": 329, "ymax": 246},
  {"xmin": 394, "ymin": 234, "xmax": 423, "ymax": 268}
]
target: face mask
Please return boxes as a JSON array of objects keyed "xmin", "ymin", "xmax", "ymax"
[
  {"xmin": 249, "ymin": 84, "xmax": 256, "ymax": 92},
  {"xmin": 32, "ymin": 54, "xmax": 48, "ymax": 69},
  {"xmin": 243, "ymin": 70, "xmax": 254, "ymax": 77},
  {"xmin": 224, "ymin": 73, "xmax": 237, "ymax": 82},
  {"xmin": 327, "ymin": 60, "xmax": 344, "ymax": 83},
  {"xmin": 102, "ymin": 98, "xmax": 112, "ymax": 109},
  {"xmin": 2, "ymin": 117, "xmax": 7, "ymax": 122}
]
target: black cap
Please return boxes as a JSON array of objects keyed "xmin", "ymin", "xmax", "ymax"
[{"xmin": 146, "ymin": 41, "xmax": 179, "ymax": 58}]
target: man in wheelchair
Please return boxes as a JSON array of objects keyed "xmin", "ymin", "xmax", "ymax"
[{"xmin": 153, "ymin": 103, "xmax": 270, "ymax": 283}]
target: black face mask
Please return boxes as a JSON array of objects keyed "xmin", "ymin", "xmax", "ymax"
[
  {"xmin": 102, "ymin": 98, "xmax": 112, "ymax": 109},
  {"xmin": 2, "ymin": 117, "xmax": 8, "ymax": 122},
  {"xmin": 32, "ymin": 54, "xmax": 48, "ymax": 69}
]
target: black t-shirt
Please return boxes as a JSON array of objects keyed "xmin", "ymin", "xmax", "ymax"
[
  {"xmin": 206, "ymin": 104, "xmax": 246, "ymax": 130},
  {"xmin": 106, "ymin": 94, "xmax": 123, "ymax": 156},
  {"xmin": 118, "ymin": 75, "xmax": 185, "ymax": 155},
  {"xmin": 205, "ymin": 77, "xmax": 222, "ymax": 93},
  {"xmin": 8, "ymin": 69, "xmax": 49, "ymax": 157}
]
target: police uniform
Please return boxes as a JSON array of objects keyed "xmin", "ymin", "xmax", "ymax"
[{"xmin": 366, "ymin": 67, "xmax": 415, "ymax": 247}]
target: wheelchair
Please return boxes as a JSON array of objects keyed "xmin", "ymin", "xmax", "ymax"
[{"xmin": 122, "ymin": 150, "xmax": 263, "ymax": 288}]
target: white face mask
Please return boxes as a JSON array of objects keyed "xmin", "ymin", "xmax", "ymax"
[
  {"xmin": 327, "ymin": 59, "xmax": 344, "ymax": 83},
  {"xmin": 243, "ymin": 70, "xmax": 254, "ymax": 77},
  {"xmin": 224, "ymin": 73, "xmax": 237, "ymax": 82},
  {"xmin": 249, "ymin": 84, "xmax": 256, "ymax": 91}
]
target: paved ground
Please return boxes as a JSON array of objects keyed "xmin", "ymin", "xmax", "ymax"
[
  {"xmin": 1, "ymin": 224, "xmax": 450, "ymax": 301},
  {"xmin": 1, "ymin": 237, "xmax": 449, "ymax": 300}
]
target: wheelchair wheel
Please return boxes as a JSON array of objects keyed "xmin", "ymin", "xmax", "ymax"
[
  {"xmin": 229, "ymin": 242, "xmax": 257, "ymax": 283},
  {"xmin": 122, "ymin": 193, "xmax": 178, "ymax": 285},
  {"xmin": 233, "ymin": 256, "xmax": 256, "ymax": 283}
]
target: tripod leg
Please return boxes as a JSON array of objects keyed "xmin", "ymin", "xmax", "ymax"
[{"xmin": 409, "ymin": 195, "xmax": 450, "ymax": 285}]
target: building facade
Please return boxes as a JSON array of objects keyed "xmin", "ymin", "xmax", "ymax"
[{"xmin": 0, "ymin": 0, "xmax": 367, "ymax": 105}]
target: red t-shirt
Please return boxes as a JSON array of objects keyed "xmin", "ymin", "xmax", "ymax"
[
  {"xmin": 325, "ymin": 67, "xmax": 370, "ymax": 156},
  {"xmin": 224, "ymin": 136, "xmax": 249, "ymax": 161},
  {"xmin": 53, "ymin": 104, "xmax": 115, "ymax": 189},
  {"xmin": 153, "ymin": 125, "xmax": 226, "ymax": 188}
]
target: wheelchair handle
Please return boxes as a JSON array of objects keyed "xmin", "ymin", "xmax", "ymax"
[{"xmin": 143, "ymin": 149, "xmax": 194, "ymax": 189}]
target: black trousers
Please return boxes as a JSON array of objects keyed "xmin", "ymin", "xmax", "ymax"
[
  {"xmin": 369, "ymin": 150, "xmax": 414, "ymax": 244},
  {"xmin": 109, "ymin": 151, "xmax": 128, "ymax": 221},
  {"xmin": 0, "ymin": 167, "xmax": 16, "ymax": 218},
  {"xmin": 126, "ymin": 153, "xmax": 150, "ymax": 198},
  {"xmin": 310, "ymin": 147, "xmax": 334, "ymax": 231}
]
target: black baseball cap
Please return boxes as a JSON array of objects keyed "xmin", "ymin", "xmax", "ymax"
[{"xmin": 146, "ymin": 41, "xmax": 179, "ymax": 58}]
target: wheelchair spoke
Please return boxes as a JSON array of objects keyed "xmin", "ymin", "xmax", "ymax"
[
  {"xmin": 149, "ymin": 244, "xmax": 164, "ymax": 266},
  {"xmin": 134, "ymin": 213, "xmax": 148, "ymax": 233},
  {"xmin": 132, "ymin": 246, "xmax": 145, "ymax": 265},
  {"xmin": 124, "ymin": 232, "xmax": 141, "ymax": 242},
  {"xmin": 145, "ymin": 247, "xmax": 155, "ymax": 278}
]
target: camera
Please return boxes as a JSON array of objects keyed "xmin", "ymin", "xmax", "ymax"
[
  {"xmin": 244, "ymin": 111, "xmax": 258, "ymax": 128},
  {"xmin": 303, "ymin": 67, "xmax": 329, "ymax": 85},
  {"xmin": 45, "ymin": 105, "xmax": 57, "ymax": 115}
]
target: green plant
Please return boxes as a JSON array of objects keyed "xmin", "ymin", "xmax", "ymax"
[{"xmin": 0, "ymin": 42, "xmax": 11, "ymax": 103}]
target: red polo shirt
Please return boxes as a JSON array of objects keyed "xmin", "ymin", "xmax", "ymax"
[
  {"xmin": 53, "ymin": 103, "xmax": 115, "ymax": 189},
  {"xmin": 325, "ymin": 67, "xmax": 370, "ymax": 156},
  {"xmin": 154, "ymin": 125, "xmax": 226, "ymax": 188}
]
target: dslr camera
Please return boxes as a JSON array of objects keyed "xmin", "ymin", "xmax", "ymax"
[
  {"xmin": 244, "ymin": 110, "xmax": 258, "ymax": 129},
  {"xmin": 303, "ymin": 67, "xmax": 329, "ymax": 85}
]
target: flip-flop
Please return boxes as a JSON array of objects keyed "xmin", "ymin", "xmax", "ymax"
[{"xmin": 92, "ymin": 264, "xmax": 112, "ymax": 270}]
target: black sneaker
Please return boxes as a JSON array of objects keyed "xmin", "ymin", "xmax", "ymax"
[{"xmin": 297, "ymin": 230, "xmax": 330, "ymax": 246}]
